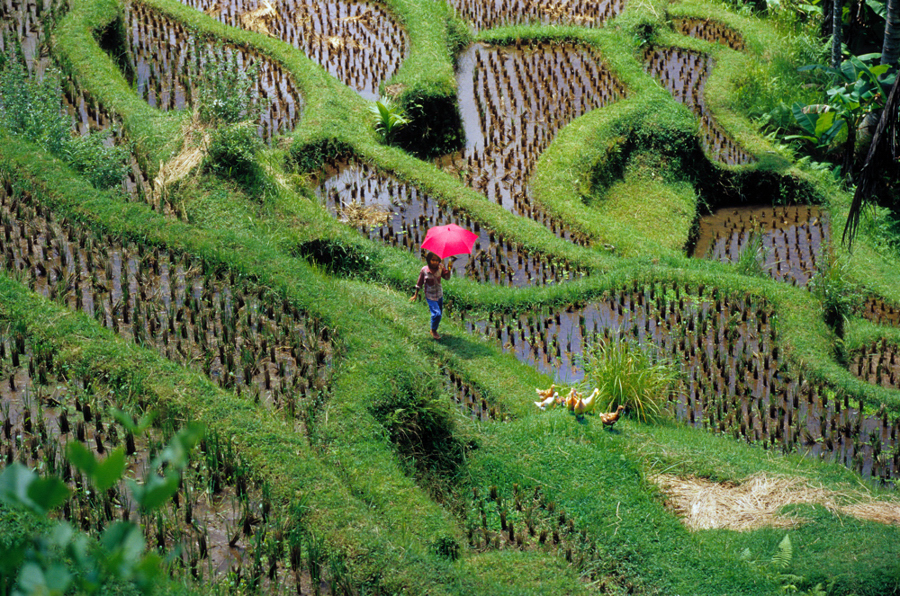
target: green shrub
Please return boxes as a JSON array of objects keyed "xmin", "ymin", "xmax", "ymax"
[
  {"xmin": 0, "ymin": 61, "xmax": 70, "ymax": 155},
  {"xmin": 195, "ymin": 44, "xmax": 262, "ymax": 126},
  {"xmin": 64, "ymin": 130, "xmax": 131, "ymax": 189},
  {"xmin": 0, "ymin": 60, "xmax": 129, "ymax": 189},
  {"xmin": 206, "ymin": 121, "xmax": 263, "ymax": 180},
  {"xmin": 579, "ymin": 335, "xmax": 677, "ymax": 422}
]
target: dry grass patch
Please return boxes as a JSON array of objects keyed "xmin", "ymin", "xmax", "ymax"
[
  {"xmin": 652, "ymin": 473, "xmax": 900, "ymax": 531},
  {"xmin": 153, "ymin": 115, "xmax": 211, "ymax": 202}
]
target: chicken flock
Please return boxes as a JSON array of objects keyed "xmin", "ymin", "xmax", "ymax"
[{"xmin": 534, "ymin": 384, "xmax": 626, "ymax": 426}]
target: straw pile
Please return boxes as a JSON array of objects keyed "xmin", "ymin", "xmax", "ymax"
[
  {"xmin": 340, "ymin": 200, "xmax": 391, "ymax": 228},
  {"xmin": 240, "ymin": 0, "xmax": 276, "ymax": 36},
  {"xmin": 652, "ymin": 473, "xmax": 900, "ymax": 531},
  {"xmin": 153, "ymin": 116, "xmax": 210, "ymax": 201}
]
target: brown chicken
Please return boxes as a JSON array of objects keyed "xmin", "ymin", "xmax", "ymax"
[
  {"xmin": 535, "ymin": 384, "xmax": 557, "ymax": 400},
  {"xmin": 598, "ymin": 405, "xmax": 626, "ymax": 428}
]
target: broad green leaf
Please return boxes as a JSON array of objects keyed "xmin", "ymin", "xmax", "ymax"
[
  {"xmin": 0, "ymin": 463, "xmax": 39, "ymax": 513},
  {"xmin": 102, "ymin": 521, "xmax": 146, "ymax": 576},
  {"xmin": 865, "ymin": 0, "xmax": 886, "ymax": 18},
  {"xmin": 66, "ymin": 441, "xmax": 98, "ymax": 477},
  {"xmin": 17, "ymin": 561, "xmax": 49, "ymax": 594},
  {"xmin": 27, "ymin": 476, "xmax": 70, "ymax": 513},
  {"xmin": 44, "ymin": 562, "xmax": 73, "ymax": 593},
  {"xmin": 132, "ymin": 473, "xmax": 180, "ymax": 512},
  {"xmin": 94, "ymin": 448, "xmax": 126, "ymax": 492},
  {"xmin": 792, "ymin": 103, "xmax": 824, "ymax": 135},
  {"xmin": 154, "ymin": 423, "xmax": 203, "ymax": 471},
  {"xmin": 111, "ymin": 409, "xmax": 154, "ymax": 436}
]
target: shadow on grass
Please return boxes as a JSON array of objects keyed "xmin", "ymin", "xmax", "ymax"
[{"xmin": 435, "ymin": 332, "xmax": 495, "ymax": 359}]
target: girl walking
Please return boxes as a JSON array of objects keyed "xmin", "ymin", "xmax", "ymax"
[{"xmin": 410, "ymin": 251, "xmax": 451, "ymax": 339}]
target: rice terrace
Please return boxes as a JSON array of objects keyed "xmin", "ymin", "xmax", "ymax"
[{"xmin": 3, "ymin": 0, "xmax": 900, "ymax": 593}]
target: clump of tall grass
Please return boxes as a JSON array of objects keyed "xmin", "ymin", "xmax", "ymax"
[
  {"xmin": 579, "ymin": 335, "xmax": 677, "ymax": 423},
  {"xmin": 735, "ymin": 228, "xmax": 769, "ymax": 277},
  {"xmin": 0, "ymin": 58, "xmax": 129, "ymax": 189}
]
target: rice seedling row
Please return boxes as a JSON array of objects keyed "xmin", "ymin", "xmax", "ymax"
[
  {"xmin": 0, "ymin": 0, "xmax": 67, "ymax": 75},
  {"xmin": 446, "ymin": 371, "xmax": 497, "ymax": 421},
  {"xmin": 315, "ymin": 160, "xmax": 585, "ymax": 287},
  {"xmin": 440, "ymin": 41, "xmax": 624, "ymax": 242},
  {"xmin": 691, "ymin": 204, "xmax": 829, "ymax": 286},
  {"xmin": 461, "ymin": 483, "xmax": 616, "ymax": 587},
  {"xmin": 849, "ymin": 340, "xmax": 900, "ymax": 391},
  {"xmin": 176, "ymin": 0, "xmax": 407, "ymax": 102},
  {"xmin": 0, "ymin": 328, "xmax": 337, "ymax": 594},
  {"xmin": 446, "ymin": 0, "xmax": 624, "ymax": 32},
  {"xmin": 1, "ymin": 0, "xmax": 156, "ymax": 208},
  {"xmin": 459, "ymin": 281, "xmax": 900, "ymax": 482},
  {"xmin": 862, "ymin": 296, "xmax": 900, "ymax": 327},
  {"xmin": 673, "ymin": 18, "xmax": 746, "ymax": 51},
  {"xmin": 643, "ymin": 46, "xmax": 754, "ymax": 165},
  {"xmin": 125, "ymin": 2, "xmax": 303, "ymax": 141},
  {"xmin": 0, "ymin": 180, "xmax": 334, "ymax": 434}
]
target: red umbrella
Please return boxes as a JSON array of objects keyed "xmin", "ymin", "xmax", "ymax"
[{"xmin": 420, "ymin": 224, "xmax": 478, "ymax": 259}]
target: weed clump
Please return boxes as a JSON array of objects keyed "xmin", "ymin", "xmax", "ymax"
[
  {"xmin": 579, "ymin": 334, "xmax": 677, "ymax": 423},
  {"xmin": 0, "ymin": 59, "xmax": 129, "ymax": 189}
]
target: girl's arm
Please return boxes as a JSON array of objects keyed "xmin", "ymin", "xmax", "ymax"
[
  {"xmin": 441, "ymin": 263, "xmax": 451, "ymax": 279},
  {"xmin": 410, "ymin": 269, "xmax": 425, "ymax": 301}
]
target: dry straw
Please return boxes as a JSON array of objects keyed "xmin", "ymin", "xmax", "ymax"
[
  {"xmin": 240, "ymin": 0, "xmax": 276, "ymax": 37},
  {"xmin": 153, "ymin": 116, "xmax": 210, "ymax": 202},
  {"xmin": 652, "ymin": 473, "xmax": 900, "ymax": 531}
]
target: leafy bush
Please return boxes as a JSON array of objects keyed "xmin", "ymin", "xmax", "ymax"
[
  {"xmin": 195, "ymin": 44, "xmax": 262, "ymax": 126},
  {"xmin": 579, "ymin": 335, "xmax": 677, "ymax": 422},
  {"xmin": 0, "ymin": 61, "xmax": 70, "ymax": 154},
  {"xmin": 64, "ymin": 130, "xmax": 131, "ymax": 189},
  {"xmin": 0, "ymin": 59, "xmax": 128, "ymax": 189},
  {"xmin": 206, "ymin": 120, "xmax": 263, "ymax": 180},
  {"xmin": 0, "ymin": 415, "xmax": 203, "ymax": 596}
]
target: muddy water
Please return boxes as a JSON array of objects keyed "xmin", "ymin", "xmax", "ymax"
[
  {"xmin": 447, "ymin": 0, "xmax": 624, "ymax": 31},
  {"xmin": 850, "ymin": 340, "xmax": 900, "ymax": 390},
  {"xmin": 0, "ymin": 181, "xmax": 333, "ymax": 429},
  {"xmin": 691, "ymin": 204, "xmax": 829, "ymax": 286},
  {"xmin": 315, "ymin": 161, "xmax": 585, "ymax": 287},
  {"xmin": 1, "ymin": 0, "xmax": 156, "ymax": 207},
  {"xmin": 177, "ymin": 0, "xmax": 407, "ymax": 102},
  {"xmin": 125, "ymin": 3, "xmax": 302, "ymax": 141},
  {"xmin": 440, "ymin": 42, "xmax": 625, "ymax": 242},
  {"xmin": 461, "ymin": 282, "xmax": 900, "ymax": 482},
  {"xmin": 0, "ymin": 0, "xmax": 64, "ymax": 76},
  {"xmin": 674, "ymin": 18, "xmax": 746, "ymax": 51},
  {"xmin": 644, "ymin": 47, "xmax": 754, "ymax": 165},
  {"xmin": 0, "ymin": 335, "xmax": 320, "ymax": 592}
]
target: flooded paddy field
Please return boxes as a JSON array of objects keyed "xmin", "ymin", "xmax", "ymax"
[
  {"xmin": 644, "ymin": 46, "xmax": 754, "ymax": 165},
  {"xmin": 440, "ymin": 41, "xmax": 624, "ymax": 240},
  {"xmin": 460, "ymin": 281, "xmax": 900, "ymax": 482},
  {"xmin": 674, "ymin": 17, "xmax": 746, "ymax": 50},
  {"xmin": 125, "ymin": 2, "xmax": 303, "ymax": 141},
  {"xmin": 0, "ymin": 180, "xmax": 334, "ymax": 431},
  {"xmin": 446, "ymin": 0, "xmax": 624, "ymax": 32},
  {"xmin": 0, "ymin": 330, "xmax": 329, "ymax": 594},
  {"xmin": 691, "ymin": 204, "xmax": 829, "ymax": 286},
  {"xmin": 176, "ymin": 0, "xmax": 407, "ymax": 101},
  {"xmin": 850, "ymin": 340, "xmax": 900, "ymax": 390},
  {"xmin": 315, "ymin": 161, "xmax": 585, "ymax": 287}
]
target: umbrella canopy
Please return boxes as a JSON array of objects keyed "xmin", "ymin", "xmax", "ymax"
[{"xmin": 420, "ymin": 224, "xmax": 478, "ymax": 259}]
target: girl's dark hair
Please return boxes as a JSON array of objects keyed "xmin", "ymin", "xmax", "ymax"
[{"xmin": 425, "ymin": 251, "xmax": 440, "ymax": 262}]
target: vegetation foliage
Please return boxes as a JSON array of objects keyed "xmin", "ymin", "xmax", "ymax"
[{"xmin": 1, "ymin": 0, "xmax": 900, "ymax": 593}]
